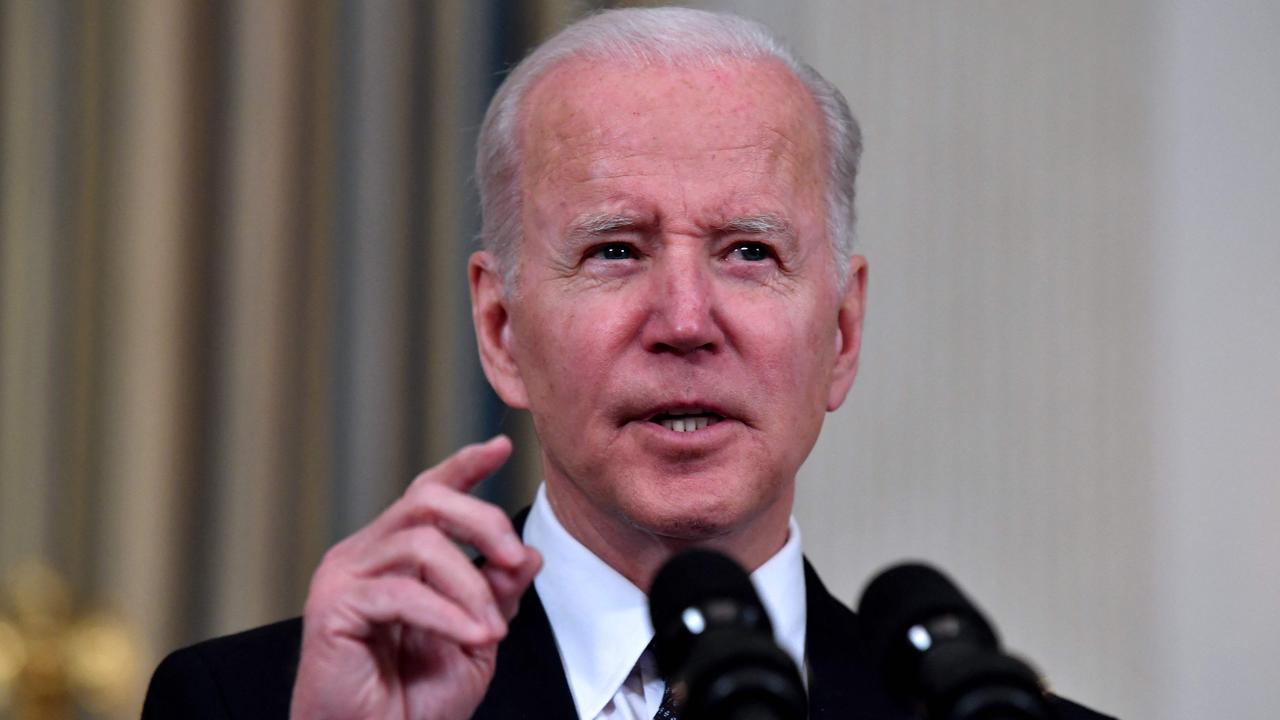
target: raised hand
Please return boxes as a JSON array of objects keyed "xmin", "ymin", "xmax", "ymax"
[{"xmin": 289, "ymin": 436, "xmax": 541, "ymax": 720}]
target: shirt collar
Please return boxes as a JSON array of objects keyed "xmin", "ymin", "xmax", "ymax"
[{"xmin": 523, "ymin": 484, "xmax": 807, "ymax": 719}]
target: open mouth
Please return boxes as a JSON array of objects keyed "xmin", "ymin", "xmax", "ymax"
[{"xmin": 648, "ymin": 408, "xmax": 725, "ymax": 433}]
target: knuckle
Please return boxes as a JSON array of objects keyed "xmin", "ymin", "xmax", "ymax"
[
  {"xmin": 304, "ymin": 569, "xmax": 350, "ymax": 610},
  {"xmin": 303, "ymin": 587, "xmax": 343, "ymax": 626},
  {"xmin": 308, "ymin": 562, "xmax": 346, "ymax": 597},
  {"xmin": 453, "ymin": 571, "xmax": 489, "ymax": 605},
  {"xmin": 319, "ymin": 542, "xmax": 349, "ymax": 568},
  {"xmin": 407, "ymin": 480, "xmax": 447, "ymax": 510},
  {"xmin": 479, "ymin": 504, "xmax": 514, "ymax": 537},
  {"xmin": 314, "ymin": 602, "xmax": 356, "ymax": 637},
  {"xmin": 409, "ymin": 524, "xmax": 447, "ymax": 552}
]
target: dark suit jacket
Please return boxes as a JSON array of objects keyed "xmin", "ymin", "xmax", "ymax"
[{"xmin": 142, "ymin": 558, "xmax": 1111, "ymax": 719}]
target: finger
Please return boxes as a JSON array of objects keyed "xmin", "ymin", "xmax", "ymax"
[
  {"xmin": 483, "ymin": 546, "xmax": 542, "ymax": 621},
  {"xmin": 408, "ymin": 435, "xmax": 512, "ymax": 494},
  {"xmin": 353, "ymin": 525, "xmax": 507, "ymax": 634},
  {"xmin": 379, "ymin": 484, "xmax": 526, "ymax": 568},
  {"xmin": 334, "ymin": 576, "xmax": 499, "ymax": 647},
  {"xmin": 423, "ymin": 489, "xmax": 526, "ymax": 568},
  {"xmin": 352, "ymin": 436, "xmax": 517, "ymax": 557}
]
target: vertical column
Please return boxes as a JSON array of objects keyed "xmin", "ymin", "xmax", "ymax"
[
  {"xmin": 63, "ymin": 0, "xmax": 112, "ymax": 600},
  {"xmin": 98, "ymin": 0, "xmax": 197, "ymax": 675},
  {"xmin": 291, "ymin": 0, "xmax": 340, "ymax": 610},
  {"xmin": 0, "ymin": 0, "xmax": 60, "ymax": 576},
  {"xmin": 207, "ymin": 0, "xmax": 306, "ymax": 634},
  {"xmin": 420, "ymin": 0, "xmax": 493, "ymax": 469},
  {"xmin": 331, "ymin": 0, "xmax": 416, "ymax": 535}
]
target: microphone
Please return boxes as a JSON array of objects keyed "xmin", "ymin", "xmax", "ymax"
[
  {"xmin": 857, "ymin": 563, "xmax": 1056, "ymax": 720},
  {"xmin": 648, "ymin": 549, "xmax": 806, "ymax": 720}
]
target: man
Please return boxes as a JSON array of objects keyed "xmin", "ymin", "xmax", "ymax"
[{"xmin": 144, "ymin": 8, "xmax": 1111, "ymax": 720}]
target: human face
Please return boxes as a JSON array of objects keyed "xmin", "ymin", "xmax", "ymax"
[{"xmin": 472, "ymin": 58, "xmax": 865, "ymax": 560}]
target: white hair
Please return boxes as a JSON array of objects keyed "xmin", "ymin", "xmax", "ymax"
[{"xmin": 475, "ymin": 6, "xmax": 862, "ymax": 290}]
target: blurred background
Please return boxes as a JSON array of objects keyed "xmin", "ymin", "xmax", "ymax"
[{"xmin": 1, "ymin": 1, "xmax": 1276, "ymax": 719}]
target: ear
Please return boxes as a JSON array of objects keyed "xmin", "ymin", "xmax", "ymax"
[
  {"xmin": 826, "ymin": 254, "xmax": 867, "ymax": 412},
  {"xmin": 469, "ymin": 251, "xmax": 530, "ymax": 409}
]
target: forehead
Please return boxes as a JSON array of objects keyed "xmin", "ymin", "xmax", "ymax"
[{"xmin": 517, "ymin": 56, "xmax": 827, "ymax": 215}]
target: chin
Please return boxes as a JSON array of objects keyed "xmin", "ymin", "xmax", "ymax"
[
  {"xmin": 641, "ymin": 512, "xmax": 731, "ymax": 542},
  {"xmin": 621, "ymin": 486, "xmax": 754, "ymax": 542}
]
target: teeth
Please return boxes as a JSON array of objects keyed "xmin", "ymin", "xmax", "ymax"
[{"xmin": 659, "ymin": 415, "xmax": 720, "ymax": 432}]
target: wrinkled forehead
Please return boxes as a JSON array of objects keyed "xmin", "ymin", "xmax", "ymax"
[{"xmin": 517, "ymin": 55, "xmax": 827, "ymax": 188}]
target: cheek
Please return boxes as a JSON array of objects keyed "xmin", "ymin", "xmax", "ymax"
[
  {"xmin": 752, "ymin": 306, "xmax": 836, "ymax": 414},
  {"xmin": 516, "ymin": 296, "xmax": 633, "ymax": 406}
]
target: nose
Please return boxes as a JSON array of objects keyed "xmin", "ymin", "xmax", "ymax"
[{"xmin": 641, "ymin": 247, "xmax": 725, "ymax": 356}]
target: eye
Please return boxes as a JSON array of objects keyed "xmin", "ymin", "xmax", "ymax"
[
  {"xmin": 727, "ymin": 241, "xmax": 774, "ymax": 262},
  {"xmin": 589, "ymin": 242, "xmax": 636, "ymax": 261}
]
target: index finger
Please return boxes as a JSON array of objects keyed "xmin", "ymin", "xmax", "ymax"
[{"xmin": 407, "ymin": 435, "xmax": 513, "ymax": 494}]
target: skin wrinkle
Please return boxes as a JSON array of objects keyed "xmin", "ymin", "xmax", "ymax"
[{"xmin": 556, "ymin": 230, "xmax": 805, "ymax": 296}]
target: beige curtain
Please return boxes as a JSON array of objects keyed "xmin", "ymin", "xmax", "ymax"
[{"xmin": 0, "ymin": 1, "xmax": 589, "ymax": 716}]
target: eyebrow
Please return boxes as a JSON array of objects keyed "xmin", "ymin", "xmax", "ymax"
[
  {"xmin": 564, "ymin": 211, "xmax": 796, "ymax": 244},
  {"xmin": 579, "ymin": 213, "xmax": 643, "ymax": 233},
  {"xmin": 566, "ymin": 212, "xmax": 650, "ymax": 244},
  {"xmin": 716, "ymin": 213, "xmax": 793, "ymax": 238}
]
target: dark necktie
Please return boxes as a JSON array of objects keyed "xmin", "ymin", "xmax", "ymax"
[{"xmin": 654, "ymin": 682, "xmax": 680, "ymax": 720}]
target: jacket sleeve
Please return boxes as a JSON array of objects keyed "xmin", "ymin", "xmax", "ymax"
[
  {"xmin": 140, "ymin": 618, "xmax": 301, "ymax": 719},
  {"xmin": 141, "ymin": 647, "xmax": 233, "ymax": 720},
  {"xmin": 1049, "ymin": 694, "xmax": 1119, "ymax": 720}
]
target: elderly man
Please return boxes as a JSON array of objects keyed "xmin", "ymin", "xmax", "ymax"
[{"xmin": 144, "ymin": 8, "xmax": 1110, "ymax": 720}]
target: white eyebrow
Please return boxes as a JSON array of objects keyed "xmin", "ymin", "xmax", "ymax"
[
  {"xmin": 566, "ymin": 212, "xmax": 794, "ymax": 243},
  {"xmin": 569, "ymin": 212, "xmax": 645, "ymax": 238},
  {"xmin": 718, "ymin": 214, "xmax": 794, "ymax": 238}
]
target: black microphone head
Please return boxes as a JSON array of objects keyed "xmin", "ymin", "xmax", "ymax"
[
  {"xmin": 649, "ymin": 549, "xmax": 772, "ymax": 679},
  {"xmin": 857, "ymin": 563, "xmax": 1052, "ymax": 720},
  {"xmin": 649, "ymin": 549, "xmax": 806, "ymax": 720},
  {"xmin": 857, "ymin": 561, "xmax": 998, "ymax": 673}
]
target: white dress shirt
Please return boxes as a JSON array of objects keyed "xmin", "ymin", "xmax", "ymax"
[{"xmin": 522, "ymin": 485, "xmax": 807, "ymax": 720}]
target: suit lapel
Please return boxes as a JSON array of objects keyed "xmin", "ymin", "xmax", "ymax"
[
  {"xmin": 471, "ymin": 509, "xmax": 577, "ymax": 720},
  {"xmin": 471, "ymin": 581, "xmax": 576, "ymax": 720},
  {"xmin": 804, "ymin": 560, "xmax": 913, "ymax": 720}
]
